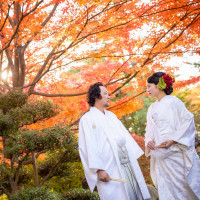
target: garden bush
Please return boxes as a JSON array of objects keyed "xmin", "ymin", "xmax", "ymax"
[
  {"xmin": 62, "ymin": 189, "xmax": 100, "ymax": 200},
  {"xmin": 10, "ymin": 187, "xmax": 61, "ymax": 200}
]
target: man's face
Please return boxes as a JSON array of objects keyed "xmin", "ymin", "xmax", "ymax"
[
  {"xmin": 97, "ymin": 86, "xmax": 110, "ymax": 107},
  {"xmin": 147, "ymin": 82, "xmax": 160, "ymax": 99}
]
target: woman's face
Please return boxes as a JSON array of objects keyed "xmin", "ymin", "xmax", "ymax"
[{"xmin": 147, "ymin": 82, "xmax": 160, "ymax": 99}]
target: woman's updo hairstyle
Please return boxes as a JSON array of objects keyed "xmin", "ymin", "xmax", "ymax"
[{"xmin": 147, "ymin": 72, "xmax": 174, "ymax": 95}]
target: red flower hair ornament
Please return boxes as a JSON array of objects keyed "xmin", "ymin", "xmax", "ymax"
[{"xmin": 158, "ymin": 74, "xmax": 175, "ymax": 90}]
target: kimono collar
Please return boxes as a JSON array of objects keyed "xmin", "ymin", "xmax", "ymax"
[
  {"xmin": 157, "ymin": 95, "xmax": 170, "ymax": 103},
  {"xmin": 90, "ymin": 106, "xmax": 107, "ymax": 116}
]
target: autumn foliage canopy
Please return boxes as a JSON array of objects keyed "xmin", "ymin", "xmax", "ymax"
[{"xmin": 0, "ymin": 0, "xmax": 200, "ymax": 125}]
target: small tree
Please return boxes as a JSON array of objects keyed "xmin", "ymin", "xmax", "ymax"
[{"xmin": 0, "ymin": 90, "xmax": 78, "ymax": 199}]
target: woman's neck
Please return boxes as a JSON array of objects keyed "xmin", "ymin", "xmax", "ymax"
[{"xmin": 157, "ymin": 92, "xmax": 167, "ymax": 101}]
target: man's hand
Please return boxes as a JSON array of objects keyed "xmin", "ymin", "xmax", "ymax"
[
  {"xmin": 97, "ymin": 170, "xmax": 110, "ymax": 182},
  {"xmin": 147, "ymin": 140, "xmax": 156, "ymax": 150},
  {"xmin": 158, "ymin": 140, "xmax": 177, "ymax": 149}
]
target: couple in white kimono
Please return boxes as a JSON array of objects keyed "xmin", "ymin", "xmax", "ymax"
[
  {"xmin": 79, "ymin": 72, "xmax": 200, "ymax": 200},
  {"xmin": 145, "ymin": 72, "xmax": 200, "ymax": 200},
  {"xmin": 79, "ymin": 82, "xmax": 151, "ymax": 200}
]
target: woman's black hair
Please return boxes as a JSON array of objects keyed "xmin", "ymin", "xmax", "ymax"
[
  {"xmin": 147, "ymin": 72, "xmax": 173, "ymax": 95},
  {"xmin": 87, "ymin": 82, "xmax": 103, "ymax": 106}
]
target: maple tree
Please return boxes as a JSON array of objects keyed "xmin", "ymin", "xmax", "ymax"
[{"xmin": 0, "ymin": 0, "xmax": 199, "ymax": 121}]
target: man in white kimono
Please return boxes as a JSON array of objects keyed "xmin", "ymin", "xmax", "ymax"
[{"xmin": 79, "ymin": 82, "xmax": 151, "ymax": 200}]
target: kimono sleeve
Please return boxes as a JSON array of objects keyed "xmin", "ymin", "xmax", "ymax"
[
  {"xmin": 78, "ymin": 116, "xmax": 105, "ymax": 191},
  {"xmin": 172, "ymin": 98, "xmax": 196, "ymax": 148}
]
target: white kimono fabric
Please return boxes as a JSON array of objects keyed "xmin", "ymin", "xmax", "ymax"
[
  {"xmin": 79, "ymin": 107, "xmax": 151, "ymax": 200},
  {"xmin": 145, "ymin": 95, "xmax": 200, "ymax": 200}
]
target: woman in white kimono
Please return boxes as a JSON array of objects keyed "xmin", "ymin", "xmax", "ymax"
[{"xmin": 145, "ymin": 72, "xmax": 200, "ymax": 200}]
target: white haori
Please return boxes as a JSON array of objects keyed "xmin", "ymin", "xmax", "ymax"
[
  {"xmin": 79, "ymin": 107, "xmax": 151, "ymax": 200},
  {"xmin": 145, "ymin": 95, "xmax": 200, "ymax": 200}
]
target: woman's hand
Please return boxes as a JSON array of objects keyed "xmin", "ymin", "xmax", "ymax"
[
  {"xmin": 147, "ymin": 140, "xmax": 156, "ymax": 150},
  {"xmin": 159, "ymin": 140, "xmax": 177, "ymax": 149},
  {"xmin": 97, "ymin": 170, "xmax": 110, "ymax": 182}
]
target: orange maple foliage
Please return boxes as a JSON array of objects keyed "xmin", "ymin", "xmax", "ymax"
[
  {"xmin": 174, "ymin": 75, "xmax": 200, "ymax": 89},
  {"xmin": 0, "ymin": 0, "xmax": 199, "ymax": 128}
]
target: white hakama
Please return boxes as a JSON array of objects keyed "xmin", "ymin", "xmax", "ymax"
[{"xmin": 118, "ymin": 146, "xmax": 144, "ymax": 200}]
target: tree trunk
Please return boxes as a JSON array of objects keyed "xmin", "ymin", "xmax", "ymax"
[{"xmin": 32, "ymin": 153, "xmax": 39, "ymax": 187}]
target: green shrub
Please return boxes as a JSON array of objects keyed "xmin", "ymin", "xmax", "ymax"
[
  {"xmin": 63, "ymin": 189, "xmax": 100, "ymax": 200},
  {"xmin": 43, "ymin": 162, "xmax": 84, "ymax": 193},
  {"xmin": 10, "ymin": 187, "xmax": 61, "ymax": 200}
]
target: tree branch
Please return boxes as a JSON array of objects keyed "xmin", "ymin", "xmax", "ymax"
[
  {"xmin": 0, "ymin": 1, "xmax": 44, "ymax": 53},
  {"xmin": 108, "ymin": 90, "xmax": 146, "ymax": 110},
  {"xmin": 22, "ymin": 150, "xmax": 47, "ymax": 165},
  {"xmin": 39, "ymin": 151, "xmax": 68, "ymax": 187},
  {"xmin": 32, "ymin": 153, "xmax": 39, "ymax": 187},
  {"xmin": 28, "ymin": 50, "xmax": 55, "ymax": 94},
  {"xmin": 71, "ymin": 19, "xmax": 133, "ymax": 49},
  {"xmin": 14, "ymin": 161, "xmax": 22, "ymax": 188},
  {"xmin": 110, "ymin": 71, "xmax": 140, "ymax": 95},
  {"xmin": 24, "ymin": 2, "xmax": 58, "ymax": 49},
  {"xmin": 65, "ymin": 1, "xmax": 133, "ymax": 50},
  {"xmin": 139, "ymin": 0, "xmax": 165, "ymax": 17},
  {"xmin": 162, "ymin": 12, "xmax": 200, "ymax": 51},
  {"xmin": 106, "ymin": 55, "xmax": 133, "ymax": 85},
  {"xmin": 29, "ymin": 91, "xmax": 87, "ymax": 97},
  {"xmin": 0, "ymin": 4, "xmax": 11, "ymax": 32},
  {"xmin": 140, "ymin": 1, "xmax": 200, "ymax": 17}
]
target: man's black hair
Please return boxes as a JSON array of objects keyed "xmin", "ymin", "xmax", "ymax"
[{"xmin": 87, "ymin": 82, "xmax": 103, "ymax": 106}]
